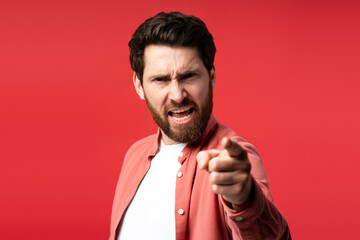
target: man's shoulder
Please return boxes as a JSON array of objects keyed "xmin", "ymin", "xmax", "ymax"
[
  {"xmin": 126, "ymin": 133, "xmax": 158, "ymax": 157},
  {"xmin": 120, "ymin": 133, "xmax": 158, "ymax": 172}
]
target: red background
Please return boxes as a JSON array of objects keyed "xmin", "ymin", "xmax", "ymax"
[{"xmin": 1, "ymin": 0, "xmax": 359, "ymax": 239}]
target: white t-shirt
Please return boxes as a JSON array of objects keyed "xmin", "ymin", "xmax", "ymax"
[{"xmin": 117, "ymin": 141, "xmax": 186, "ymax": 240}]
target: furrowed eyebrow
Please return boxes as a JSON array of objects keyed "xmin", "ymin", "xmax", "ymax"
[
  {"xmin": 148, "ymin": 74, "xmax": 171, "ymax": 80},
  {"xmin": 148, "ymin": 67, "xmax": 200, "ymax": 80},
  {"xmin": 179, "ymin": 70, "xmax": 196, "ymax": 76},
  {"xmin": 177, "ymin": 69, "xmax": 199, "ymax": 78}
]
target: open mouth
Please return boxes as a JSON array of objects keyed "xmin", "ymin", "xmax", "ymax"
[{"xmin": 168, "ymin": 107, "xmax": 194, "ymax": 122}]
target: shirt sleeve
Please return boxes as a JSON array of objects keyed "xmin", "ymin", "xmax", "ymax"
[
  {"xmin": 219, "ymin": 138, "xmax": 292, "ymax": 239},
  {"xmin": 220, "ymin": 178, "xmax": 291, "ymax": 239}
]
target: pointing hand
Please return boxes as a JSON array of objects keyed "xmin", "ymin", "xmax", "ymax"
[{"xmin": 197, "ymin": 137, "xmax": 253, "ymax": 209}]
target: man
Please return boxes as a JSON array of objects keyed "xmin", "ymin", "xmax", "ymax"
[{"xmin": 110, "ymin": 12, "xmax": 291, "ymax": 240}]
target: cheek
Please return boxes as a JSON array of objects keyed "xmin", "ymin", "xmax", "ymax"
[
  {"xmin": 144, "ymin": 86, "xmax": 166, "ymax": 103},
  {"xmin": 151, "ymin": 91, "xmax": 169, "ymax": 112},
  {"xmin": 192, "ymin": 83, "xmax": 210, "ymax": 103}
]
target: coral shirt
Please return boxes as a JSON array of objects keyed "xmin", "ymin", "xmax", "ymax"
[{"xmin": 109, "ymin": 115, "xmax": 291, "ymax": 240}]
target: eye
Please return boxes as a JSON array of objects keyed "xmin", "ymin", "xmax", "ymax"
[
  {"xmin": 154, "ymin": 77, "xmax": 163, "ymax": 81},
  {"xmin": 153, "ymin": 76, "xmax": 170, "ymax": 82},
  {"xmin": 182, "ymin": 73, "xmax": 196, "ymax": 79}
]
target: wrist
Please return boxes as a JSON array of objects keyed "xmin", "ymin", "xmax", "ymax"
[{"xmin": 231, "ymin": 177, "xmax": 254, "ymax": 212}]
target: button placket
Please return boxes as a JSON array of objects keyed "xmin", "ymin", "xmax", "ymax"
[{"xmin": 176, "ymin": 150, "xmax": 187, "ymax": 219}]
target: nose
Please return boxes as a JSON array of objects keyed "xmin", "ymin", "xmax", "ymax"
[{"xmin": 168, "ymin": 79, "xmax": 186, "ymax": 103}]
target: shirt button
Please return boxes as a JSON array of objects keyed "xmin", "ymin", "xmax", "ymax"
[
  {"xmin": 178, "ymin": 209, "xmax": 185, "ymax": 215},
  {"xmin": 235, "ymin": 216, "xmax": 244, "ymax": 222},
  {"xmin": 177, "ymin": 172, "xmax": 183, "ymax": 178},
  {"xmin": 179, "ymin": 152, "xmax": 183, "ymax": 157}
]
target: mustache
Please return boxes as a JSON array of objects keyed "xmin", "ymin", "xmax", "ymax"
[{"xmin": 167, "ymin": 98, "xmax": 197, "ymax": 109}]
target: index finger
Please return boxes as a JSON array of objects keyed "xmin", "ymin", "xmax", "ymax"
[{"xmin": 221, "ymin": 137, "xmax": 247, "ymax": 160}]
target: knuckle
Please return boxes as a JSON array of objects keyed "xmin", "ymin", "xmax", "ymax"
[
  {"xmin": 212, "ymin": 160, "xmax": 220, "ymax": 169},
  {"xmin": 211, "ymin": 158, "xmax": 226, "ymax": 171},
  {"xmin": 233, "ymin": 172, "xmax": 242, "ymax": 182},
  {"xmin": 238, "ymin": 172, "xmax": 249, "ymax": 182},
  {"xmin": 209, "ymin": 172, "xmax": 218, "ymax": 183},
  {"xmin": 212, "ymin": 184, "xmax": 220, "ymax": 194},
  {"xmin": 236, "ymin": 161, "xmax": 251, "ymax": 173},
  {"xmin": 209, "ymin": 159, "xmax": 217, "ymax": 170},
  {"xmin": 231, "ymin": 173, "xmax": 240, "ymax": 183}
]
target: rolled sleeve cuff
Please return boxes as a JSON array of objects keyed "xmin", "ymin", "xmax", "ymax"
[{"xmin": 221, "ymin": 176, "xmax": 266, "ymax": 229}]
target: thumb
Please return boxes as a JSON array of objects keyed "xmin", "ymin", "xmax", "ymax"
[{"xmin": 196, "ymin": 149, "xmax": 220, "ymax": 170}]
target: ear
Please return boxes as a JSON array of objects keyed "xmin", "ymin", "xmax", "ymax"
[
  {"xmin": 210, "ymin": 65, "xmax": 216, "ymax": 90},
  {"xmin": 133, "ymin": 72, "xmax": 145, "ymax": 100}
]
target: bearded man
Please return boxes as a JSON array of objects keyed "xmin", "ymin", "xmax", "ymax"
[{"xmin": 109, "ymin": 12, "xmax": 291, "ymax": 240}]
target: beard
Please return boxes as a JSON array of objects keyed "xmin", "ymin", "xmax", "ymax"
[{"xmin": 144, "ymin": 83, "xmax": 213, "ymax": 144}]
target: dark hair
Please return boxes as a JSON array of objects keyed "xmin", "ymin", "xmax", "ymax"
[{"xmin": 129, "ymin": 12, "xmax": 216, "ymax": 83}]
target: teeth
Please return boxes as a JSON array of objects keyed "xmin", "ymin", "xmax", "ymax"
[
  {"xmin": 171, "ymin": 107, "xmax": 191, "ymax": 114},
  {"xmin": 172, "ymin": 113, "xmax": 191, "ymax": 122}
]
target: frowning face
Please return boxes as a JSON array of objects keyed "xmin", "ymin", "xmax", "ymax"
[{"xmin": 133, "ymin": 45, "xmax": 216, "ymax": 145}]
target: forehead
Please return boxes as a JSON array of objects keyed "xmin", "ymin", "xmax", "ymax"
[{"xmin": 143, "ymin": 45, "xmax": 204, "ymax": 75}]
